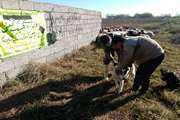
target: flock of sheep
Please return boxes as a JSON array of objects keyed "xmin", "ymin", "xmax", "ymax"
[{"xmin": 100, "ymin": 26, "xmax": 155, "ymax": 38}]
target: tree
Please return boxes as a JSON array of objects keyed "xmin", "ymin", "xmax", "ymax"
[{"xmin": 134, "ymin": 13, "xmax": 154, "ymax": 19}]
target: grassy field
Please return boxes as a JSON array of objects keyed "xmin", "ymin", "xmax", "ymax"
[{"xmin": 0, "ymin": 17, "xmax": 180, "ymax": 120}]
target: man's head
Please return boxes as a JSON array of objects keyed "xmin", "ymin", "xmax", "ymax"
[
  {"xmin": 93, "ymin": 33, "xmax": 125, "ymax": 50},
  {"xmin": 93, "ymin": 33, "xmax": 112, "ymax": 49},
  {"xmin": 111, "ymin": 34, "xmax": 125, "ymax": 50}
]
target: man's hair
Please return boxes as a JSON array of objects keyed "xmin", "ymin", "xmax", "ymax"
[
  {"xmin": 94, "ymin": 34, "xmax": 112, "ymax": 48},
  {"xmin": 111, "ymin": 34, "xmax": 125, "ymax": 45},
  {"xmin": 94, "ymin": 33, "xmax": 125, "ymax": 49},
  {"xmin": 100, "ymin": 34, "xmax": 111, "ymax": 45}
]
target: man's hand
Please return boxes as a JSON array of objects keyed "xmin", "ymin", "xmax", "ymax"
[
  {"xmin": 115, "ymin": 67, "xmax": 123, "ymax": 75},
  {"xmin": 103, "ymin": 57, "xmax": 110, "ymax": 65}
]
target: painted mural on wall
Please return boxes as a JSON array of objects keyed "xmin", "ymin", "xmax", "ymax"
[{"xmin": 0, "ymin": 9, "xmax": 48, "ymax": 59}]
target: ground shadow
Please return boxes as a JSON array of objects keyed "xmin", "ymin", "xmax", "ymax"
[
  {"xmin": 0, "ymin": 75, "xmax": 141, "ymax": 120},
  {"xmin": 151, "ymin": 85, "xmax": 180, "ymax": 115}
]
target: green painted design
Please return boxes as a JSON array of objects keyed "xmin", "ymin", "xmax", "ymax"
[
  {"xmin": 0, "ymin": 9, "xmax": 40, "ymax": 16},
  {"xmin": 0, "ymin": 9, "xmax": 47, "ymax": 60},
  {"xmin": 40, "ymin": 32, "xmax": 45, "ymax": 48},
  {"xmin": 0, "ymin": 22, "xmax": 17, "ymax": 42},
  {"xmin": 0, "ymin": 45, "xmax": 9, "ymax": 57}
]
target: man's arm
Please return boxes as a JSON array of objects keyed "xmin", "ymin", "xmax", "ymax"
[
  {"xmin": 117, "ymin": 46, "xmax": 134, "ymax": 70},
  {"xmin": 103, "ymin": 48, "xmax": 115, "ymax": 65}
]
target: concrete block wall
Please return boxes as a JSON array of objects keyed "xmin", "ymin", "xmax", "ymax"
[{"xmin": 0, "ymin": 0, "xmax": 101, "ymax": 86}]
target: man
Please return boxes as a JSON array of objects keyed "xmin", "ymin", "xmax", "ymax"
[{"xmin": 111, "ymin": 35, "xmax": 165, "ymax": 94}]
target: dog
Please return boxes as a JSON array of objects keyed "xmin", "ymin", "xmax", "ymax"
[
  {"xmin": 104, "ymin": 62, "xmax": 136, "ymax": 94},
  {"xmin": 160, "ymin": 69, "xmax": 180, "ymax": 90}
]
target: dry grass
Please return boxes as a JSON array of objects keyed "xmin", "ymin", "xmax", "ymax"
[
  {"xmin": 0, "ymin": 18, "xmax": 180, "ymax": 120},
  {"xmin": 131, "ymin": 100, "xmax": 178, "ymax": 120}
]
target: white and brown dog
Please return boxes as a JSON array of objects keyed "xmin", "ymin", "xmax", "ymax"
[{"xmin": 104, "ymin": 61, "xmax": 136, "ymax": 94}]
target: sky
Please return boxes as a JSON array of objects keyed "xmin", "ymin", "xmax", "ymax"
[{"xmin": 33, "ymin": 0, "xmax": 180, "ymax": 17}]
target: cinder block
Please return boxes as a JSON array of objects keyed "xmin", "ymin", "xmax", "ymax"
[
  {"xmin": 44, "ymin": 13, "xmax": 50, "ymax": 20},
  {"xmin": 73, "ymin": 42, "xmax": 79, "ymax": 50},
  {"xmin": 81, "ymin": 14, "xmax": 89, "ymax": 20},
  {"xmin": 46, "ymin": 47, "xmax": 65, "ymax": 62},
  {"xmin": 0, "ymin": 1, "xmax": 2, "ymax": 8},
  {"xmin": 42, "ymin": 46, "xmax": 54, "ymax": 56},
  {"xmin": 63, "ymin": 47, "xmax": 74, "ymax": 55},
  {"xmin": 54, "ymin": 4, "xmax": 69, "ymax": 13},
  {"xmin": 61, "ymin": 25, "xmax": 67, "ymax": 32},
  {"xmin": 0, "ymin": 72, "xmax": 7, "ymax": 88},
  {"xmin": 53, "ymin": 41, "xmax": 65, "ymax": 53},
  {"xmin": 66, "ymin": 25, "xmax": 77, "ymax": 32},
  {"xmin": 27, "ymin": 49, "xmax": 41, "ymax": 61},
  {"xmin": 80, "ymin": 8, "xmax": 89, "ymax": 15},
  {"xmin": 6, "ymin": 66, "xmax": 25, "ymax": 80},
  {"xmin": 2, "ymin": 0, "xmax": 19, "ymax": 9},
  {"xmin": 33, "ymin": 2, "xmax": 54, "ymax": 12},
  {"xmin": 50, "ymin": 12, "xmax": 60, "ymax": 18},
  {"xmin": 12, "ymin": 54, "xmax": 29, "ymax": 68},
  {"xmin": 53, "ymin": 51, "xmax": 64, "ymax": 60},
  {"xmin": 46, "ymin": 54, "xmax": 57, "ymax": 63},
  {"xmin": 97, "ymin": 11, "xmax": 101, "ymax": 16},
  {"xmin": 19, "ymin": 0, "xmax": 33, "ymax": 10},
  {"xmin": 34, "ymin": 57, "xmax": 47, "ymax": 64},
  {"xmin": 76, "ymin": 8, "xmax": 84, "ymax": 14},
  {"xmin": 77, "ymin": 34, "xmax": 83, "ymax": 41},
  {"xmin": 67, "ymin": 7, "xmax": 76, "ymax": 13},
  {"xmin": 0, "ymin": 60, "xmax": 14, "ymax": 73},
  {"xmin": 27, "ymin": 47, "xmax": 53, "ymax": 62}
]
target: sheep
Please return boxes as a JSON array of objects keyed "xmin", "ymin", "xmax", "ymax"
[
  {"xmin": 140, "ymin": 29, "xmax": 155, "ymax": 38},
  {"xmin": 105, "ymin": 63, "xmax": 136, "ymax": 94}
]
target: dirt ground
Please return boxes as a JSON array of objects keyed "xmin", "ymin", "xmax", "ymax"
[
  {"xmin": 0, "ymin": 46, "xmax": 137, "ymax": 120},
  {"xmin": 0, "ymin": 18, "xmax": 180, "ymax": 120}
]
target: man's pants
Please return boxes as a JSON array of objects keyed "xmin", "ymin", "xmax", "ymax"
[{"xmin": 132, "ymin": 53, "xmax": 165, "ymax": 93}]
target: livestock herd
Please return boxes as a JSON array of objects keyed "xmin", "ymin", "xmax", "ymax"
[{"xmin": 100, "ymin": 26, "xmax": 155, "ymax": 38}]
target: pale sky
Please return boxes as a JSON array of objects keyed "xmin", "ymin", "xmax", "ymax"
[{"xmin": 33, "ymin": 0, "xmax": 180, "ymax": 17}]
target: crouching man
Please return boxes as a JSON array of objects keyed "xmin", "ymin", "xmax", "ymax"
[{"xmin": 111, "ymin": 35, "xmax": 165, "ymax": 94}]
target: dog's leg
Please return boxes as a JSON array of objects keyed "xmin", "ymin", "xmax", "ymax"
[
  {"xmin": 131, "ymin": 64, "xmax": 136, "ymax": 79},
  {"xmin": 114, "ymin": 79, "xmax": 120, "ymax": 92},
  {"xmin": 124, "ymin": 67, "xmax": 130, "ymax": 80},
  {"xmin": 113, "ymin": 71, "xmax": 124, "ymax": 94},
  {"xmin": 118, "ymin": 79, "xmax": 124, "ymax": 94},
  {"xmin": 104, "ymin": 65, "xmax": 110, "ymax": 81},
  {"xmin": 112, "ymin": 69, "xmax": 121, "ymax": 92}
]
